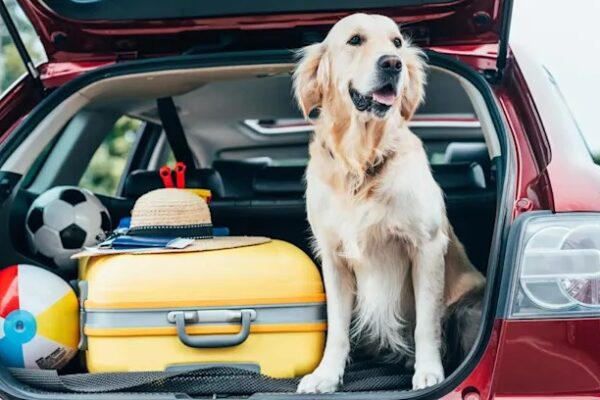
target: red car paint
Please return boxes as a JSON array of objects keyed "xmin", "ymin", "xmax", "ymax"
[
  {"xmin": 496, "ymin": 61, "xmax": 553, "ymax": 215},
  {"xmin": 494, "ymin": 319, "xmax": 600, "ymax": 395},
  {"xmin": 0, "ymin": 78, "xmax": 41, "ymax": 144},
  {"xmin": 18, "ymin": 0, "xmax": 507, "ymax": 62},
  {"xmin": 512, "ymin": 48, "xmax": 600, "ymax": 213},
  {"xmin": 2, "ymin": 1, "xmax": 600, "ymax": 399},
  {"xmin": 40, "ymin": 61, "xmax": 114, "ymax": 88}
]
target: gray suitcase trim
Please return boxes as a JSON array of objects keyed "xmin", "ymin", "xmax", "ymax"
[{"xmin": 85, "ymin": 302, "xmax": 327, "ymax": 329}]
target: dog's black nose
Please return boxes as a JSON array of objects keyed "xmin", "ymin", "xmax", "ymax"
[{"xmin": 377, "ymin": 55, "xmax": 402, "ymax": 74}]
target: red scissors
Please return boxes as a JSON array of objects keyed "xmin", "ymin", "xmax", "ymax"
[{"xmin": 159, "ymin": 162, "xmax": 187, "ymax": 189}]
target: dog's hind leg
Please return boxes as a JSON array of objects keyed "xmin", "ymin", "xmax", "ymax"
[
  {"xmin": 443, "ymin": 284, "xmax": 485, "ymax": 372},
  {"xmin": 411, "ymin": 231, "xmax": 447, "ymax": 390},
  {"xmin": 297, "ymin": 253, "xmax": 355, "ymax": 393}
]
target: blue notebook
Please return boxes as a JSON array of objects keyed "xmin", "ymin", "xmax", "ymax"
[{"xmin": 103, "ymin": 236, "xmax": 193, "ymax": 250}]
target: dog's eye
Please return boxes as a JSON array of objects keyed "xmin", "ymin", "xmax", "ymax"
[
  {"xmin": 393, "ymin": 37, "xmax": 402, "ymax": 48},
  {"xmin": 347, "ymin": 35, "xmax": 363, "ymax": 46}
]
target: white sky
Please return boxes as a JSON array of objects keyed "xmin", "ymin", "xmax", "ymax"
[{"xmin": 511, "ymin": 0, "xmax": 600, "ymax": 155}]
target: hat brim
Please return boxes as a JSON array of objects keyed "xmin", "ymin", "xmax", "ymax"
[{"xmin": 72, "ymin": 236, "xmax": 271, "ymax": 259}]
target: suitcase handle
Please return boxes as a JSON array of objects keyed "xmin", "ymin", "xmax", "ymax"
[{"xmin": 171, "ymin": 309, "xmax": 255, "ymax": 348}]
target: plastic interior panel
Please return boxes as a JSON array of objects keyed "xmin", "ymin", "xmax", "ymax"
[{"xmin": 40, "ymin": 0, "xmax": 453, "ymax": 21}]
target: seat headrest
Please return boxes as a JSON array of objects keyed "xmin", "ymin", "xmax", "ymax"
[
  {"xmin": 431, "ymin": 162, "xmax": 486, "ymax": 190},
  {"xmin": 444, "ymin": 142, "xmax": 490, "ymax": 168},
  {"xmin": 252, "ymin": 165, "xmax": 305, "ymax": 195},
  {"xmin": 123, "ymin": 168, "xmax": 225, "ymax": 199},
  {"xmin": 251, "ymin": 163, "xmax": 485, "ymax": 195}
]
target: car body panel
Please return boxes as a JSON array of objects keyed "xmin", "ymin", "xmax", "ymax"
[
  {"xmin": 492, "ymin": 319, "xmax": 600, "ymax": 396},
  {"xmin": 40, "ymin": 61, "xmax": 114, "ymax": 88},
  {"xmin": 18, "ymin": 0, "xmax": 509, "ymax": 62},
  {"xmin": 0, "ymin": 2, "xmax": 598, "ymax": 398},
  {"xmin": 0, "ymin": 77, "xmax": 42, "ymax": 144},
  {"xmin": 495, "ymin": 60, "xmax": 553, "ymax": 216},
  {"xmin": 438, "ymin": 320, "xmax": 502, "ymax": 399},
  {"xmin": 510, "ymin": 43, "xmax": 600, "ymax": 214}
]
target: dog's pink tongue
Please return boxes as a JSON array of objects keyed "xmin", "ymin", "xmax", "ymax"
[{"xmin": 372, "ymin": 91, "xmax": 396, "ymax": 106}]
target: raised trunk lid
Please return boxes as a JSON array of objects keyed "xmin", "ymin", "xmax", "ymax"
[{"xmin": 18, "ymin": 0, "xmax": 513, "ymax": 74}]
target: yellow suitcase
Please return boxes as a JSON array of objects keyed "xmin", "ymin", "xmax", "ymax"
[{"xmin": 79, "ymin": 240, "xmax": 326, "ymax": 378}]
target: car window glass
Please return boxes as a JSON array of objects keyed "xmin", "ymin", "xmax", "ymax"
[
  {"xmin": 79, "ymin": 116, "xmax": 143, "ymax": 196},
  {"xmin": 0, "ymin": 0, "xmax": 46, "ymax": 97},
  {"xmin": 165, "ymin": 147, "xmax": 176, "ymax": 167}
]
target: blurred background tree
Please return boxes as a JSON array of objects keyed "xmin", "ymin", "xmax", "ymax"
[
  {"xmin": 0, "ymin": 0, "xmax": 45, "ymax": 92},
  {"xmin": 79, "ymin": 117, "xmax": 141, "ymax": 196}
]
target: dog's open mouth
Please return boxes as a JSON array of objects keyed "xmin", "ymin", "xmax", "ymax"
[
  {"xmin": 372, "ymin": 84, "xmax": 397, "ymax": 106},
  {"xmin": 349, "ymin": 83, "xmax": 397, "ymax": 115}
]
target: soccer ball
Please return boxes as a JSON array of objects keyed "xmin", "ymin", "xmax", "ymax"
[{"xmin": 26, "ymin": 186, "xmax": 111, "ymax": 274}]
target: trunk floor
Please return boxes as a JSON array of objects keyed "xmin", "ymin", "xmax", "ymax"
[{"xmin": 9, "ymin": 362, "xmax": 412, "ymax": 395}]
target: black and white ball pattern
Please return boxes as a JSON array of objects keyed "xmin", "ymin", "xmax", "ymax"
[{"xmin": 26, "ymin": 186, "xmax": 111, "ymax": 273}]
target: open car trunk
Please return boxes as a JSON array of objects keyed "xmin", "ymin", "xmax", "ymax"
[
  {"xmin": 17, "ymin": 0, "xmax": 512, "ymax": 63},
  {"xmin": 0, "ymin": 49, "xmax": 509, "ymax": 400}
]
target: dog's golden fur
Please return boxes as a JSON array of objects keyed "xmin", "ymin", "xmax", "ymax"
[{"xmin": 293, "ymin": 13, "xmax": 485, "ymax": 393}]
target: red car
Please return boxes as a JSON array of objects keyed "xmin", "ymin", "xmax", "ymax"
[{"xmin": 0, "ymin": 0, "xmax": 599, "ymax": 399}]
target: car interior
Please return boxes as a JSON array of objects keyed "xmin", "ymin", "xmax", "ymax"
[{"xmin": 0, "ymin": 62, "xmax": 501, "ymax": 395}]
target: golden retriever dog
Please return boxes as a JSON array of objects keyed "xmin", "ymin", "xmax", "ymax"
[{"xmin": 293, "ymin": 13, "xmax": 485, "ymax": 393}]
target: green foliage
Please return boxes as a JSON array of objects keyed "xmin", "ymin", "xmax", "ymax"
[
  {"xmin": 79, "ymin": 117, "xmax": 141, "ymax": 196},
  {"xmin": 0, "ymin": 43, "xmax": 26, "ymax": 91},
  {"xmin": 1, "ymin": 0, "xmax": 46, "ymax": 94}
]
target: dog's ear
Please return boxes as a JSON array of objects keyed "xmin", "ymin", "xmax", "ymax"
[
  {"xmin": 293, "ymin": 43, "xmax": 329, "ymax": 118},
  {"xmin": 400, "ymin": 46, "xmax": 426, "ymax": 121}
]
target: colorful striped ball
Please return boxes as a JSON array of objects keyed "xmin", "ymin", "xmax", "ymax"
[{"xmin": 0, "ymin": 264, "xmax": 78, "ymax": 369}]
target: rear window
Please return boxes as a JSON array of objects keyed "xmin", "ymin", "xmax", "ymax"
[
  {"xmin": 244, "ymin": 114, "xmax": 482, "ymax": 136},
  {"xmin": 218, "ymin": 147, "xmax": 309, "ymax": 166},
  {"xmin": 79, "ymin": 116, "xmax": 143, "ymax": 196},
  {"xmin": 244, "ymin": 119, "xmax": 311, "ymax": 135},
  {"xmin": 237, "ymin": 114, "xmax": 483, "ymax": 166}
]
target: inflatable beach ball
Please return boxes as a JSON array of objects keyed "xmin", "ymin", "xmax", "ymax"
[{"xmin": 0, "ymin": 264, "xmax": 79, "ymax": 369}]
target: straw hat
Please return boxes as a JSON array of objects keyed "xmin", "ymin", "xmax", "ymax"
[
  {"xmin": 74, "ymin": 189, "xmax": 269, "ymax": 258},
  {"xmin": 129, "ymin": 189, "xmax": 214, "ymax": 239}
]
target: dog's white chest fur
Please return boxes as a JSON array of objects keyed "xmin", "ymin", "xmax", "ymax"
[
  {"xmin": 306, "ymin": 150, "xmax": 446, "ymax": 354},
  {"xmin": 307, "ymin": 150, "xmax": 445, "ymax": 258}
]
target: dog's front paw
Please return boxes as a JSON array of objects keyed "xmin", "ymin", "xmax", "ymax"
[
  {"xmin": 297, "ymin": 369, "xmax": 342, "ymax": 393},
  {"xmin": 412, "ymin": 362, "xmax": 444, "ymax": 390}
]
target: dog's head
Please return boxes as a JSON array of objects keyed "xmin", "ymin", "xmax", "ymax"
[{"xmin": 294, "ymin": 13, "xmax": 426, "ymax": 121}]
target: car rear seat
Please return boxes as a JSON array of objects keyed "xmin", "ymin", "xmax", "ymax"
[
  {"xmin": 212, "ymin": 159, "xmax": 271, "ymax": 198},
  {"xmin": 250, "ymin": 162, "xmax": 487, "ymax": 196},
  {"xmin": 119, "ymin": 161, "xmax": 495, "ymax": 273},
  {"xmin": 444, "ymin": 142, "xmax": 492, "ymax": 186},
  {"xmin": 211, "ymin": 160, "xmax": 495, "ymax": 272}
]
